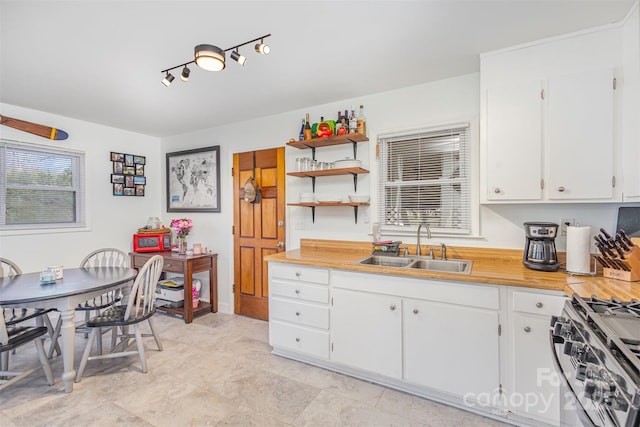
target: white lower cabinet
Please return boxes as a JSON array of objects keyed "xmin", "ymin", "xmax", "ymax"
[
  {"xmin": 268, "ymin": 263, "xmax": 330, "ymax": 359},
  {"xmin": 267, "ymin": 262, "xmax": 568, "ymax": 426},
  {"xmin": 506, "ymin": 288, "xmax": 566, "ymax": 426},
  {"xmin": 403, "ymin": 297, "xmax": 500, "ymax": 398}
]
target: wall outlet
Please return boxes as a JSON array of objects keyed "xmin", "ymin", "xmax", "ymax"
[{"xmin": 560, "ymin": 218, "xmax": 576, "ymax": 236}]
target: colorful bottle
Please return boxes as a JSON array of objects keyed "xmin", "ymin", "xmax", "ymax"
[
  {"xmin": 298, "ymin": 118, "xmax": 305, "ymax": 141},
  {"xmin": 304, "ymin": 114, "xmax": 312, "ymax": 140},
  {"xmin": 356, "ymin": 104, "xmax": 367, "ymax": 135},
  {"xmin": 349, "ymin": 107, "xmax": 357, "ymax": 134}
]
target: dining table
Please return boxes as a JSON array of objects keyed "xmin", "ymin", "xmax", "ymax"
[{"xmin": 0, "ymin": 267, "xmax": 137, "ymax": 393}]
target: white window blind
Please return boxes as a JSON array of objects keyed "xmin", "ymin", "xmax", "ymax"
[
  {"xmin": 0, "ymin": 140, "xmax": 85, "ymax": 229},
  {"xmin": 377, "ymin": 123, "xmax": 472, "ymax": 235}
]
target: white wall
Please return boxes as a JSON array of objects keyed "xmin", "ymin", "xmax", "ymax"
[
  {"xmin": 162, "ymin": 73, "xmax": 632, "ymax": 314},
  {"xmin": 0, "ymin": 104, "xmax": 161, "ymax": 273}
]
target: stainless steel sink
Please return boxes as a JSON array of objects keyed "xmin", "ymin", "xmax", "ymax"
[
  {"xmin": 356, "ymin": 255, "xmax": 473, "ymax": 274},
  {"xmin": 357, "ymin": 255, "xmax": 414, "ymax": 267},
  {"xmin": 409, "ymin": 259, "xmax": 472, "ymax": 274}
]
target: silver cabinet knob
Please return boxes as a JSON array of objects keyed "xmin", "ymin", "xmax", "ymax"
[
  {"xmin": 389, "ymin": 304, "xmax": 396, "ymax": 311},
  {"xmin": 295, "ymin": 312, "xmax": 300, "ymax": 316},
  {"xmin": 413, "ymin": 309, "xmax": 419, "ymax": 314},
  {"xmin": 494, "ymin": 188, "xmax": 501, "ymax": 194},
  {"xmin": 524, "ymin": 326, "xmax": 531, "ymax": 333},
  {"xmin": 536, "ymin": 302, "xmax": 543, "ymax": 308},
  {"xmin": 295, "ymin": 271, "xmax": 301, "ymax": 277},
  {"xmin": 295, "ymin": 337, "xmax": 300, "ymax": 342},
  {"xmin": 294, "ymin": 289, "xmax": 300, "ymax": 294},
  {"xmin": 558, "ymin": 186, "xmax": 565, "ymax": 192}
]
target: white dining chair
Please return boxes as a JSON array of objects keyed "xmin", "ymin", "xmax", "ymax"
[
  {"xmin": 1, "ymin": 304, "xmax": 55, "ymax": 390},
  {"xmin": 75, "ymin": 255, "xmax": 164, "ymax": 382},
  {"xmin": 49, "ymin": 248, "xmax": 129, "ymax": 356},
  {"xmin": 0, "ymin": 257, "xmax": 60, "ymax": 359}
]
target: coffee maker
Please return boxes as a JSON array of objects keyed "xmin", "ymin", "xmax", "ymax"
[{"xmin": 523, "ymin": 222, "xmax": 559, "ymax": 272}]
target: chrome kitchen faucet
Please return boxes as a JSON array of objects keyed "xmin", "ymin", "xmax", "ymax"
[{"xmin": 416, "ymin": 223, "xmax": 431, "ymax": 257}]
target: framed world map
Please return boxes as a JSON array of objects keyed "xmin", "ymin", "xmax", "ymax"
[{"xmin": 166, "ymin": 145, "xmax": 220, "ymax": 212}]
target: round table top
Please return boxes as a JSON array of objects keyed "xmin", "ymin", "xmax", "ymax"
[{"xmin": 0, "ymin": 267, "xmax": 137, "ymax": 305}]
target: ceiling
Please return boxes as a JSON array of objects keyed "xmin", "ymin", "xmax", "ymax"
[{"xmin": 0, "ymin": 1, "xmax": 636, "ymax": 138}]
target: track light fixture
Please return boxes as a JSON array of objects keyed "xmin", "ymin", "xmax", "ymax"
[
  {"xmin": 160, "ymin": 33, "xmax": 271, "ymax": 86},
  {"xmin": 162, "ymin": 72, "xmax": 175, "ymax": 87},
  {"xmin": 181, "ymin": 66, "xmax": 190, "ymax": 81},
  {"xmin": 231, "ymin": 49, "xmax": 247, "ymax": 66},
  {"xmin": 255, "ymin": 38, "xmax": 270, "ymax": 55}
]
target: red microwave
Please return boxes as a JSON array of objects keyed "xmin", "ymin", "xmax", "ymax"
[{"xmin": 133, "ymin": 233, "xmax": 171, "ymax": 252}]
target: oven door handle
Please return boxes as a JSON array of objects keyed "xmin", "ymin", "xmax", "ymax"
[{"xmin": 549, "ymin": 332, "xmax": 598, "ymax": 427}]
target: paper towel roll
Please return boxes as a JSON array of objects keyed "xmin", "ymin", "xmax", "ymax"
[{"xmin": 566, "ymin": 226, "xmax": 592, "ymax": 274}]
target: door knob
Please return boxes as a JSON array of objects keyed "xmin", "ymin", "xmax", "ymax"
[{"xmin": 275, "ymin": 241, "xmax": 284, "ymax": 248}]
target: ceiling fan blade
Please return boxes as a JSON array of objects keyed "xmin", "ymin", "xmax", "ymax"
[{"xmin": 0, "ymin": 114, "xmax": 69, "ymax": 140}]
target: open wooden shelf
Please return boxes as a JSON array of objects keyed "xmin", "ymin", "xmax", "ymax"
[
  {"xmin": 287, "ymin": 133, "xmax": 368, "ymax": 150},
  {"xmin": 287, "ymin": 166, "xmax": 369, "ymax": 178}
]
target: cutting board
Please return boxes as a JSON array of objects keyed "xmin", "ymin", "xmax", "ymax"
[{"xmin": 616, "ymin": 207, "xmax": 640, "ymax": 237}]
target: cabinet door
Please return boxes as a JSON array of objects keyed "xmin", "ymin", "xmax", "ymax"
[
  {"xmin": 330, "ymin": 288, "xmax": 402, "ymax": 379},
  {"xmin": 403, "ymin": 298, "xmax": 500, "ymax": 399},
  {"xmin": 510, "ymin": 312, "xmax": 561, "ymax": 425},
  {"xmin": 547, "ymin": 68, "xmax": 614, "ymax": 200},
  {"xmin": 486, "ymin": 79, "xmax": 543, "ymax": 201}
]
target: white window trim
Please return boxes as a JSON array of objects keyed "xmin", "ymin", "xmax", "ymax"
[
  {"xmin": 375, "ymin": 119, "xmax": 480, "ymax": 239},
  {"xmin": 0, "ymin": 139, "xmax": 86, "ymax": 233}
]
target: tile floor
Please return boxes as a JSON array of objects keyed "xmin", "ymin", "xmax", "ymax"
[{"xmin": 1, "ymin": 312, "xmax": 512, "ymax": 426}]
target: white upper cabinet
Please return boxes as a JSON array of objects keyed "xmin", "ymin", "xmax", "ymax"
[
  {"xmin": 486, "ymin": 79, "xmax": 544, "ymax": 201},
  {"xmin": 546, "ymin": 68, "xmax": 615, "ymax": 200},
  {"xmin": 481, "ymin": 25, "xmax": 623, "ymax": 203}
]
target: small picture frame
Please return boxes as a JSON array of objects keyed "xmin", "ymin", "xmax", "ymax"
[
  {"xmin": 134, "ymin": 155, "xmax": 146, "ymax": 165},
  {"xmin": 125, "ymin": 175, "xmax": 134, "ymax": 188},
  {"xmin": 135, "ymin": 184, "xmax": 145, "ymax": 196},
  {"xmin": 113, "ymin": 161, "xmax": 123, "ymax": 174},
  {"xmin": 133, "ymin": 176, "xmax": 146, "ymax": 185},
  {"xmin": 110, "ymin": 152, "xmax": 124, "ymax": 162},
  {"xmin": 113, "ymin": 183, "xmax": 124, "ymax": 196},
  {"xmin": 111, "ymin": 174, "xmax": 124, "ymax": 184},
  {"xmin": 135, "ymin": 164, "xmax": 144, "ymax": 176},
  {"xmin": 125, "ymin": 154, "xmax": 134, "ymax": 166},
  {"xmin": 124, "ymin": 166, "xmax": 135, "ymax": 175}
]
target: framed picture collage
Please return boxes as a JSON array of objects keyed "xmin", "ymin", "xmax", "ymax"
[{"xmin": 110, "ymin": 152, "xmax": 146, "ymax": 196}]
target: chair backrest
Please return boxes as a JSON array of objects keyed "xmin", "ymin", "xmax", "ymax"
[
  {"xmin": 0, "ymin": 257, "xmax": 22, "ymax": 279},
  {"xmin": 124, "ymin": 255, "xmax": 163, "ymax": 321},
  {"xmin": 80, "ymin": 248, "xmax": 129, "ymax": 268}
]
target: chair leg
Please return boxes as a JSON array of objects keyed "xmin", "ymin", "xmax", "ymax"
[
  {"xmin": 42, "ymin": 313, "xmax": 61, "ymax": 357},
  {"xmin": 75, "ymin": 328, "xmax": 98, "ymax": 383},
  {"xmin": 33, "ymin": 337, "xmax": 54, "ymax": 385},
  {"xmin": 1, "ymin": 351, "xmax": 8, "ymax": 371},
  {"xmin": 134, "ymin": 325, "xmax": 147, "ymax": 373},
  {"xmin": 96, "ymin": 327, "xmax": 103, "ymax": 355},
  {"xmin": 147, "ymin": 317, "xmax": 163, "ymax": 351},
  {"xmin": 48, "ymin": 316, "xmax": 63, "ymax": 359}
]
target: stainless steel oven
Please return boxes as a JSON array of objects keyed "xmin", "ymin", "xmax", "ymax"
[{"xmin": 551, "ymin": 295, "xmax": 640, "ymax": 427}]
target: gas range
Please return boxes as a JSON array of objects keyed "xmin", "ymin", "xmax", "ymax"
[{"xmin": 551, "ymin": 295, "xmax": 640, "ymax": 426}]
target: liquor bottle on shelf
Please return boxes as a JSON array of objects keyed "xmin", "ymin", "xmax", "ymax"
[
  {"xmin": 357, "ymin": 104, "xmax": 367, "ymax": 135},
  {"xmin": 349, "ymin": 107, "xmax": 357, "ymax": 133},
  {"xmin": 335, "ymin": 110, "xmax": 343, "ymax": 134},
  {"xmin": 304, "ymin": 114, "xmax": 312, "ymax": 140},
  {"xmin": 298, "ymin": 118, "xmax": 305, "ymax": 141}
]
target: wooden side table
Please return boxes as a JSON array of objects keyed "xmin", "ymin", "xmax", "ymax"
[{"xmin": 130, "ymin": 251, "xmax": 218, "ymax": 323}]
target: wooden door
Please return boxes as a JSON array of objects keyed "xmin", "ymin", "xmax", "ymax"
[{"xmin": 233, "ymin": 147, "xmax": 285, "ymax": 320}]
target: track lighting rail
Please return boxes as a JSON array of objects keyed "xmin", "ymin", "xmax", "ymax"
[{"xmin": 160, "ymin": 33, "xmax": 271, "ymax": 86}]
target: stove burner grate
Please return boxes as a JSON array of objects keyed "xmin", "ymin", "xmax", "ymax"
[{"xmin": 586, "ymin": 297, "xmax": 640, "ymax": 317}]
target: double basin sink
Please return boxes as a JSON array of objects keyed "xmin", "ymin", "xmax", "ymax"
[{"xmin": 356, "ymin": 255, "xmax": 473, "ymax": 274}]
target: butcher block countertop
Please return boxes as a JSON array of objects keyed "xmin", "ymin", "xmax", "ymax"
[{"xmin": 266, "ymin": 239, "xmax": 640, "ymax": 301}]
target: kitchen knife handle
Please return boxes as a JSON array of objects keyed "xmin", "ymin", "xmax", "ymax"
[
  {"xmin": 619, "ymin": 229, "xmax": 635, "ymax": 247},
  {"xmin": 600, "ymin": 228, "xmax": 612, "ymax": 239}
]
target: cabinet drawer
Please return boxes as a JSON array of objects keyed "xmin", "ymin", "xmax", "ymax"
[
  {"xmin": 269, "ymin": 320, "xmax": 329, "ymax": 359},
  {"xmin": 270, "ymin": 279, "xmax": 328, "ymax": 303},
  {"xmin": 512, "ymin": 290, "xmax": 565, "ymax": 316},
  {"xmin": 270, "ymin": 263, "xmax": 329, "ymax": 285},
  {"xmin": 161, "ymin": 259, "xmax": 184, "ymax": 273},
  {"xmin": 270, "ymin": 297, "xmax": 329, "ymax": 329}
]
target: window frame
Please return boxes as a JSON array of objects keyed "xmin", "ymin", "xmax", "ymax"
[
  {"xmin": 376, "ymin": 121, "xmax": 479, "ymax": 238},
  {"xmin": 0, "ymin": 139, "xmax": 86, "ymax": 231}
]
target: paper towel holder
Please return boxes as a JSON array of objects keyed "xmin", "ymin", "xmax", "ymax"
[{"xmin": 566, "ymin": 250, "xmax": 597, "ymax": 276}]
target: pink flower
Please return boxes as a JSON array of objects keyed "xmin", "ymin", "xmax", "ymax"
[{"xmin": 170, "ymin": 218, "xmax": 193, "ymax": 238}]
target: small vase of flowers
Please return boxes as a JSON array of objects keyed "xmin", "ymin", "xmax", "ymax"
[{"xmin": 170, "ymin": 218, "xmax": 193, "ymax": 255}]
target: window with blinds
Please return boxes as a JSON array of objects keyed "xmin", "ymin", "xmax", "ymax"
[
  {"xmin": 377, "ymin": 123, "xmax": 472, "ymax": 235},
  {"xmin": 0, "ymin": 140, "xmax": 85, "ymax": 229}
]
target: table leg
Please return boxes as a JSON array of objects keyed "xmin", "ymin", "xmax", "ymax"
[{"xmin": 59, "ymin": 308, "xmax": 76, "ymax": 393}]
